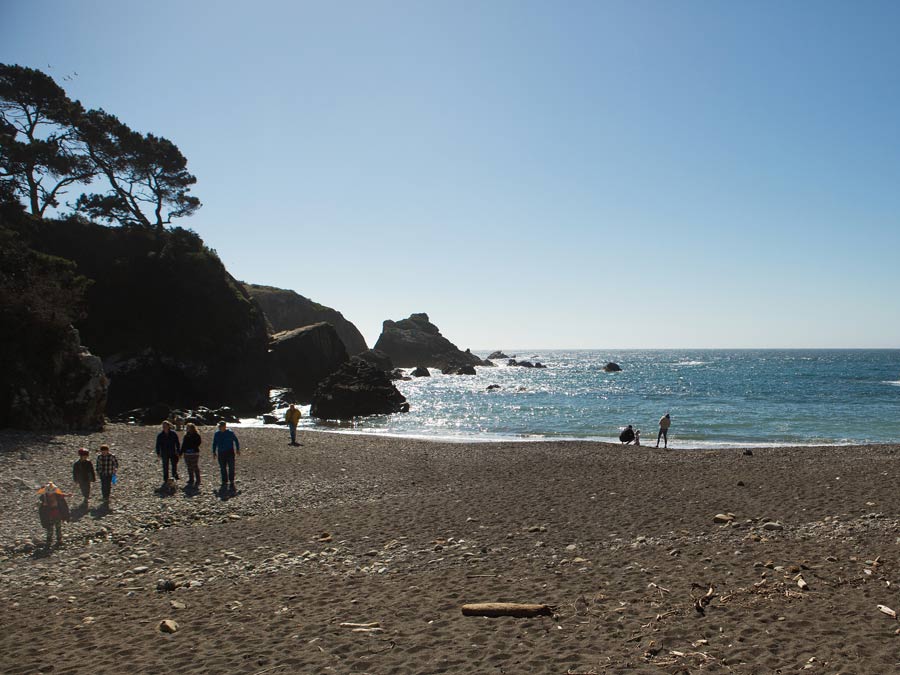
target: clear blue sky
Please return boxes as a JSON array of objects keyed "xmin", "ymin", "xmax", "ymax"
[{"xmin": 4, "ymin": 1, "xmax": 900, "ymax": 349}]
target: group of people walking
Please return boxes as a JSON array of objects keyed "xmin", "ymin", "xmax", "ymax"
[
  {"xmin": 37, "ymin": 418, "xmax": 244, "ymax": 550},
  {"xmin": 619, "ymin": 413, "xmax": 672, "ymax": 448},
  {"xmin": 156, "ymin": 420, "xmax": 241, "ymax": 493},
  {"xmin": 38, "ymin": 444, "xmax": 120, "ymax": 548}
]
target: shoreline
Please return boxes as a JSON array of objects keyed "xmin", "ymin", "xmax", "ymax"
[{"xmin": 235, "ymin": 420, "xmax": 894, "ymax": 450}]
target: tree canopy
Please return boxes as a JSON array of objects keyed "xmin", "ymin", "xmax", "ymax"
[
  {"xmin": 0, "ymin": 64, "xmax": 93, "ymax": 217},
  {"xmin": 0, "ymin": 63, "xmax": 200, "ymax": 230}
]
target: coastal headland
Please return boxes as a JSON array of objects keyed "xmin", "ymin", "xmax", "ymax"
[{"xmin": 2, "ymin": 426, "xmax": 899, "ymax": 673}]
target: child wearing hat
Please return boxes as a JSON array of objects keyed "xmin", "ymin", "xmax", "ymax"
[
  {"xmin": 37, "ymin": 482, "xmax": 72, "ymax": 548},
  {"xmin": 72, "ymin": 448, "xmax": 96, "ymax": 508}
]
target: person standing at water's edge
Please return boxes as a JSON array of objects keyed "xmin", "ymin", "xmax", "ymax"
[
  {"xmin": 156, "ymin": 421, "xmax": 181, "ymax": 483},
  {"xmin": 285, "ymin": 404, "xmax": 301, "ymax": 446},
  {"xmin": 656, "ymin": 413, "xmax": 671, "ymax": 449},
  {"xmin": 212, "ymin": 420, "xmax": 240, "ymax": 493}
]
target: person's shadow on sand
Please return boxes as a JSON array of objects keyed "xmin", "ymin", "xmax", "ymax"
[
  {"xmin": 31, "ymin": 546, "xmax": 52, "ymax": 560},
  {"xmin": 215, "ymin": 487, "xmax": 240, "ymax": 501},
  {"xmin": 70, "ymin": 503, "xmax": 88, "ymax": 522},
  {"xmin": 89, "ymin": 503, "xmax": 110, "ymax": 519}
]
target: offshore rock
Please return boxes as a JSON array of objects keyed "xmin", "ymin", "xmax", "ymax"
[
  {"xmin": 269, "ymin": 323, "xmax": 349, "ymax": 403},
  {"xmin": 487, "ymin": 351, "xmax": 509, "ymax": 360},
  {"xmin": 442, "ymin": 364, "xmax": 477, "ymax": 375},
  {"xmin": 603, "ymin": 362, "xmax": 622, "ymax": 372},
  {"xmin": 411, "ymin": 366, "xmax": 431, "ymax": 377},
  {"xmin": 311, "ymin": 359, "xmax": 408, "ymax": 420},
  {"xmin": 373, "ymin": 313, "xmax": 484, "ymax": 369}
]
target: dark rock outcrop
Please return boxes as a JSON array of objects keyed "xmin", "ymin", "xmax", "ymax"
[
  {"xmin": 311, "ymin": 359, "xmax": 409, "ymax": 420},
  {"xmin": 244, "ymin": 283, "xmax": 368, "ymax": 355},
  {"xmin": 411, "ymin": 366, "xmax": 430, "ymax": 377},
  {"xmin": 5, "ymin": 328, "xmax": 108, "ymax": 431},
  {"xmin": 488, "ymin": 351, "xmax": 509, "ymax": 360},
  {"xmin": 604, "ymin": 362, "xmax": 622, "ymax": 372},
  {"xmin": 442, "ymin": 364, "xmax": 477, "ymax": 375},
  {"xmin": 0, "ymin": 219, "xmax": 107, "ymax": 430},
  {"xmin": 507, "ymin": 359, "xmax": 547, "ymax": 369},
  {"xmin": 13, "ymin": 219, "xmax": 271, "ymax": 415},
  {"xmin": 269, "ymin": 323, "xmax": 349, "ymax": 403},
  {"xmin": 373, "ymin": 313, "xmax": 484, "ymax": 369},
  {"xmin": 354, "ymin": 349, "xmax": 394, "ymax": 372}
]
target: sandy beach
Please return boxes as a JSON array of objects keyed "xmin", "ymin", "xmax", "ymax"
[{"xmin": 1, "ymin": 425, "xmax": 899, "ymax": 674}]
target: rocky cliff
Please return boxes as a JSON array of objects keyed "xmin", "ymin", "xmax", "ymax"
[
  {"xmin": 0, "ymin": 214, "xmax": 107, "ymax": 430},
  {"xmin": 373, "ymin": 313, "xmax": 484, "ymax": 369},
  {"xmin": 12, "ymin": 218, "xmax": 270, "ymax": 415},
  {"xmin": 243, "ymin": 283, "xmax": 367, "ymax": 355}
]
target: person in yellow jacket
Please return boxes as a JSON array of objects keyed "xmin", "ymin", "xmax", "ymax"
[
  {"xmin": 656, "ymin": 413, "xmax": 671, "ymax": 449},
  {"xmin": 285, "ymin": 404, "xmax": 302, "ymax": 446}
]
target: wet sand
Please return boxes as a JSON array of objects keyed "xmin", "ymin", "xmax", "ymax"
[{"xmin": 1, "ymin": 425, "xmax": 899, "ymax": 674}]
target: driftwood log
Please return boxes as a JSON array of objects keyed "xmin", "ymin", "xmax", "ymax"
[{"xmin": 461, "ymin": 603, "xmax": 553, "ymax": 618}]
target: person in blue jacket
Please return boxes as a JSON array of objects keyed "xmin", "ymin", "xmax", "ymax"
[{"xmin": 212, "ymin": 420, "xmax": 240, "ymax": 493}]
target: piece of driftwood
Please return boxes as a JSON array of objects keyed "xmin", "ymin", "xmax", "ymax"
[
  {"xmin": 461, "ymin": 602, "xmax": 553, "ymax": 618},
  {"xmin": 877, "ymin": 604, "xmax": 897, "ymax": 619},
  {"xmin": 339, "ymin": 622, "xmax": 381, "ymax": 628}
]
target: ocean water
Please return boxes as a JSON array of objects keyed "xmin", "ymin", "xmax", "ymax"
[{"xmin": 260, "ymin": 350, "xmax": 900, "ymax": 448}]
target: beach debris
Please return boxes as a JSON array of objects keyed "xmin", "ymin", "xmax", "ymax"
[
  {"xmin": 351, "ymin": 627, "xmax": 384, "ymax": 633},
  {"xmin": 691, "ymin": 585, "xmax": 717, "ymax": 615},
  {"xmin": 226, "ymin": 600, "xmax": 243, "ymax": 611},
  {"xmin": 648, "ymin": 582, "xmax": 670, "ymax": 597},
  {"xmin": 339, "ymin": 622, "xmax": 381, "ymax": 628},
  {"xmin": 762, "ymin": 521, "xmax": 784, "ymax": 531},
  {"xmin": 317, "ymin": 532, "xmax": 332, "ymax": 542},
  {"xmin": 158, "ymin": 619, "xmax": 179, "ymax": 633},
  {"xmin": 461, "ymin": 602, "xmax": 554, "ymax": 618},
  {"xmin": 796, "ymin": 576, "xmax": 809, "ymax": 591},
  {"xmin": 170, "ymin": 600, "xmax": 186, "ymax": 610},
  {"xmin": 713, "ymin": 513, "xmax": 735, "ymax": 524},
  {"xmin": 877, "ymin": 605, "xmax": 897, "ymax": 619}
]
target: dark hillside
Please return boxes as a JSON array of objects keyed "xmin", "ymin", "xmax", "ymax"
[
  {"xmin": 244, "ymin": 283, "xmax": 367, "ymax": 355},
  {"xmin": 13, "ymin": 219, "xmax": 270, "ymax": 414}
]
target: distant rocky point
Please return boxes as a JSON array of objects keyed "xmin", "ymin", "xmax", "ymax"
[
  {"xmin": 374, "ymin": 313, "xmax": 485, "ymax": 370},
  {"xmin": 244, "ymin": 283, "xmax": 367, "ymax": 355}
]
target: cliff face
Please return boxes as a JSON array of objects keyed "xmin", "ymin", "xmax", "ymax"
[
  {"xmin": 244, "ymin": 283, "xmax": 367, "ymax": 355},
  {"xmin": 14, "ymin": 218, "xmax": 270, "ymax": 414},
  {"xmin": 0, "ymin": 216, "xmax": 107, "ymax": 430},
  {"xmin": 373, "ymin": 313, "xmax": 484, "ymax": 369}
]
